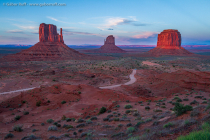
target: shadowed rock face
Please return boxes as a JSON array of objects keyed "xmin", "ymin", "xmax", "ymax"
[
  {"xmin": 39, "ymin": 23, "xmax": 64, "ymax": 43},
  {"xmin": 100, "ymin": 35, "xmax": 125, "ymax": 53},
  {"xmin": 148, "ymin": 29, "xmax": 193, "ymax": 56}
]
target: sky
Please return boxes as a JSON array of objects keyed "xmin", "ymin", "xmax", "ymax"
[{"xmin": 0, "ymin": 0, "xmax": 210, "ymax": 45}]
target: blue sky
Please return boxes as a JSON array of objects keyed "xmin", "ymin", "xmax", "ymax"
[{"xmin": 0, "ymin": 0, "xmax": 210, "ymax": 45}]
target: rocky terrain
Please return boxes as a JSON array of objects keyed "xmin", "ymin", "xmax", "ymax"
[{"xmin": 0, "ymin": 27, "xmax": 210, "ymax": 139}]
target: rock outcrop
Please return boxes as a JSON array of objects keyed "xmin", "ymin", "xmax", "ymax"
[
  {"xmin": 39, "ymin": 23, "xmax": 64, "ymax": 43},
  {"xmin": 2, "ymin": 23, "xmax": 86, "ymax": 61},
  {"xmin": 99, "ymin": 35, "xmax": 126, "ymax": 53},
  {"xmin": 148, "ymin": 29, "xmax": 193, "ymax": 56}
]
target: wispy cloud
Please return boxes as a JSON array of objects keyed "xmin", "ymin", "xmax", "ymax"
[
  {"xmin": 97, "ymin": 16, "xmax": 149, "ymax": 30},
  {"xmin": 47, "ymin": 16, "xmax": 68, "ymax": 23},
  {"xmin": 6, "ymin": 30, "xmax": 24, "ymax": 33},
  {"xmin": 62, "ymin": 29, "xmax": 104, "ymax": 37},
  {"xmin": 13, "ymin": 24, "xmax": 38, "ymax": 30},
  {"xmin": 108, "ymin": 28, "xmax": 114, "ymax": 30},
  {"xmin": 132, "ymin": 32, "xmax": 159, "ymax": 39}
]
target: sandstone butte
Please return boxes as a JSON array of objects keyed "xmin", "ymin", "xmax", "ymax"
[
  {"xmin": 2, "ymin": 23, "xmax": 85, "ymax": 61},
  {"xmin": 99, "ymin": 35, "xmax": 126, "ymax": 53},
  {"xmin": 148, "ymin": 29, "xmax": 193, "ymax": 56}
]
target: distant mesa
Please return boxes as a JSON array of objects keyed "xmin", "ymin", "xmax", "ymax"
[
  {"xmin": 99, "ymin": 35, "xmax": 126, "ymax": 53},
  {"xmin": 148, "ymin": 29, "xmax": 193, "ymax": 56},
  {"xmin": 2, "ymin": 23, "xmax": 85, "ymax": 61}
]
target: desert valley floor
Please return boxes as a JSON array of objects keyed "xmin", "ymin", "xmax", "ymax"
[{"xmin": 1, "ymin": 50, "xmax": 210, "ymax": 140}]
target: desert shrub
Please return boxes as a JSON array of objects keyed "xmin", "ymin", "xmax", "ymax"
[
  {"xmin": 66, "ymin": 118, "xmax": 71, "ymax": 122},
  {"xmin": 53, "ymin": 122, "xmax": 58, "ymax": 125},
  {"xmin": 190, "ymin": 100, "xmax": 199, "ymax": 105},
  {"xmin": 163, "ymin": 122, "xmax": 174, "ymax": 128},
  {"xmin": 173, "ymin": 103, "xmax": 193, "ymax": 116},
  {"xmin": 5, "ymin": 133, "xmax": 14, "ymax": 139},
  {"xmin": 138, "ymin": 101, "xmax": 143, "ymax": 104},
  {"xmin": 126, "ymin": 100, "xmax": 130, "ymax": 103},
  {"xmin": 126, "ymin": 123, "xmax": 132, "ymax": 127},
  {"xmin": 99, "ymin": 107, "xmax": 106, "ymax": 114},
  {"xmin": 90, "ymin": 116, "xmax": 97, "ymax": 120},
  {"xmin": 124, "ymin": 104, "xmax": 132, "ymax": 109},
  {"xmin": 61, "ymin": 100, "xmax": 66, "ymax": 104},
  {"xmin": 125, "ymin": 110, "xmax": 131, "ymax": 114},
  {"xmin": 32, "ymin": 129, "xmax": 37, "ymax": 132},
  {"xmin": 183, "ymin": 98, "xmax": 189, "ymax": 101},
  {"xmin": 107, "ymin": 114, "xmax": 113, "ymax": 118},
  {"xmin": 153, "ymin": 121, "xmax": 160, "ymax": 126},
  {"xmin": 23, "ymin": 111, "xmax": 29, "ymax": 115},
  {"xmin": 115, "ymin": 105, "xmax": 120, "ymax": 108},
  {"xmin": 133, "ymin": 112, "xmax": 139, "ymax": 116},
  {"xmin": 56, "ymin": 124, "xmax": 61, "ymax": 127},
  {"xmin": 190, "ymin": 109, "xmax": 200, "ymax": 117},
  {"xmin": 103, "ymin": 118, "xmax": 109, "ymax": 121},
  {"xmin": 145, "ymin": 118, "xmax": 152, "ymax": 122},
  {"xmin": 111, "ymin": 132, "xmax": 125, "ymax": 138},
  {"xmin": 22, "ymin": 100, "xmax": 26, "ymax": 104},
  {"xmin": 161, "ymin": 106, "xmax": 166, "ymax": 108},
  {"xmin": 61, "ymin": 115, "xmax": 66, "ymax": 120},
  {"xmin": 195, "ymin": 96, "xmax": 203, "ymax": 99},
  {"xmin": 78, "ymin": 129, "xmax": 83, "ymax": 132},
  {"xmin": 46, "ymin": 119, "xmax": 54, "ymax": 123},
  {"xmin": 36, "ymin": 100, "xmax": 41, "ymax": 107},
  {"xmin": 41, "ymin": 123, "xmax": 45, "ymax": 126},
  {"xmin": 13, "ymin": 125, "xmax": 23, "ymax": 132},
  {"xmin": 153, "ymin": 109, "xmax": 162, "ymax": 112},
  {"xmin": 135, "ymin": 121, "xmax": 145, "ymax": 127},
  {"xmin": 177, "ymin": 130, "xmax": 210, "ymax": 140},
  {"xmin": 66, "ymin": 125, "xmax": 74, "ymax": 129},
  {"xmin": 114, "ymin": 118, "xmax": 119, "ymax": 121},
  {"xmin": 127, "ymin": 127, "xmax": 135, "ymax": 133},
  {"xmin": 48, "ymin": 126, "xmax": 57, "ymax": 131},
  {"xmin": 206, "ymin": 102, "xmax": 210, "ymax": 111},
  {"xmin": 202, "ymin": 101, "xmax": 207, "ymax": 104},
  {"xmin": 107, "ymin": 110, "xmax": 111, "ymax": 113},
  {"xmin": 76, "ymin": 123, "xmax": 85, "ymax": 128},
  {"xmin": 86, "ymin": 119, "xmax": 92, "ymax": 124},
  {"xmin": 15, "ymin": 115, "xmax": 21, "ymax": 121},
  {"xmin": 176, "ymin": 98, "xmax": 182, "ymax": 102},
  {"xmin": 145, "ymin": 106, "xmax": 150, "ymax": 110}
]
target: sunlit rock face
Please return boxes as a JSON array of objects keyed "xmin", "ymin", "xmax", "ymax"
[{"xmin": 148, "ymin": 29, "xmax": 193, "ymax": 56}]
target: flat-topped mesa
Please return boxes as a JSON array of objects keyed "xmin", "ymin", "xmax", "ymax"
[
  {"xmin": 39, "ymin": 23, "xmax": 64, "ymax": 43},
  {"xmin": 148, "ymin": 29, "xmax": 193, "ymax": 56},
  {"xmin": 104, "ymin": 35, "xmax": 115, "ymax": 45},
  {"xmin": 157, "ymin": 29, "xmax": 181, "ymax": 48}
]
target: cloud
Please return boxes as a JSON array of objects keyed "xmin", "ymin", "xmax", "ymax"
[
  {"xmin": 108, "ymin": 28, "xmax": 113, "ymax": 30},
  {"xmin": 97, "ymin": 16, "xmax": 149, "ymax": 30},
  {"xmin": 6, "ymin": 30, "xmax": 24, "ymax": 33},
  {"xmin": 13, "ymin": 24, "xmax": 38, "ymax": 30},
  {"xmin": 132, "ymin": 32, "xmax": 159, "ymax": 39},
  {"xmin": 47, "ymin": 16, "xmax": 68, "ymax": 23},
  {"xmin": 62, "ymin": 29, "xmax": 104, "ymax": 37}
]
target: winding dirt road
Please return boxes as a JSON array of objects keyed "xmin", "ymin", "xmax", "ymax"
[
  {"xmin": 0, "ymin": 69, "xmax": 137, "ymax": 94},
  {"xmin": 99, "ymin": 69, "xmax": 137, "ymax": 89}
]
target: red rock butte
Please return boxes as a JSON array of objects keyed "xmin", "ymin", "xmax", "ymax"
[
  {"xmin": 2, "ymin": 23, "xmax": 85, "ymax": 61},
  {"xmin": 99, "ymin": 35, "xmax": 126, "ymax": 53},
  {"xmin": 149, "ymin": 29, "xmax": 193, "ymax": 56}
]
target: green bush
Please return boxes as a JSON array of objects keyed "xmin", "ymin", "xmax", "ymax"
[
  {"xmin": 61, "ymin": 101, "xmax": 66, "ymax": 104},
  {"xmin": 46, "ymin": 119, "xmax": 54, "ymax": 123},
  {"xmin": 127, "ymin": 127, "xmax": 135, "ymax": 133},
  {"xmin": 13, "ymin": 125, "xmax": 23, "ymax": 132},
  {"xmin": 5, "ymin": 133, "xmax": 14, "ymax": 139},
  {"xmin": 173, "ymin": 103, "xmax": 193, "ymax": 116},
  {"xmin": 124, "ymin": 104, "xmax": 132, "ymax": 109},
  {"xmin": 99, "ymin": 107, "xmax": 106, "ymax": 114},
  {"xmin": 163, "ymin": 122, "xmax": 174, "ymax": 128},
  {"xmin": 24, "ymin": 111, "xmax": 29, "ymax": 115},
  {"xmin": 48, "ymin": 126, "xmax": 58, "ymax": 131},
  {"xmin": 145, "ymin": 106, "xmax": 150, "ymax": 110},
  {"xmin": 177, "ymin": 130, "xmax": 210, "ymax": 140},
  {"xmin": 15, "ymin": 115, "xmax": 21, "ymax": 121},
  {"xmin": 36, "ymin": 101, "xmax": 41, "ymax": 107}
]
